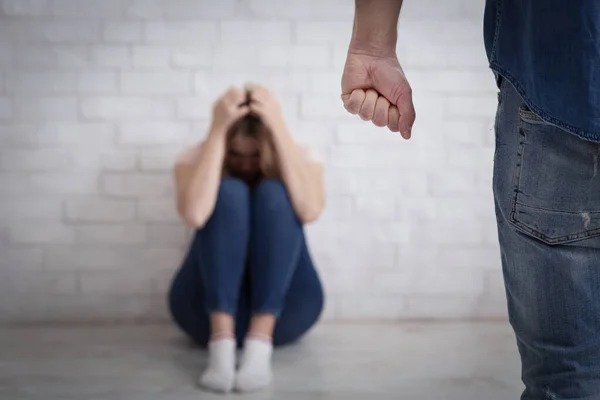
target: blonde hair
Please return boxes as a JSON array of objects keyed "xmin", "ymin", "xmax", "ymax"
[{"xmin": 227, "ymin": 114, "xmax": 280, "ymax": 179}]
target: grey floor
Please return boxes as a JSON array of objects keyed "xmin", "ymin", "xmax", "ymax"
[{"xmin": 0, "ymin": 322, "xmax": 523, "ymax": 400}]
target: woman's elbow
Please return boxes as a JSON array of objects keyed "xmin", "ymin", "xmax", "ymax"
[
  {"xmin": 299, "ymin": 205, "xmax": 324, "ymax": 224},
  {"xmin": 178, "ymin": 203, "xmax": 208, "ymax": 230}
]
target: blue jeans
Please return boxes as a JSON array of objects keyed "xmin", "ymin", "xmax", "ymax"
[
  {"xmin": 168, "ymin": 178, "xmax": 324, "ymax": 348},
  {"xmin": 494, "ymin": 77, "xmax": 600, "ymax": 399}
]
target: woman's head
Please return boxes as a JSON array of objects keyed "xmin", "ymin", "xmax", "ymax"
[{"xmin": 225, "ymin": 113, "xmax": 278, "ymax": 182}]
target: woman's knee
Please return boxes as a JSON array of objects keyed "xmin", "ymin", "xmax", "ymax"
[
  {"xmin": 213, "ymin": 177, "xmax": 251, "ymax": 214},
  {"xmin": 253, "ymin": 179, "xmax": 292, "ymax": 210}
]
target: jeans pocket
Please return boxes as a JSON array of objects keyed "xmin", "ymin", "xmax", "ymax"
[{"xmin": 509, "ymin": 106, "xmax": 600, "ymax": 245}]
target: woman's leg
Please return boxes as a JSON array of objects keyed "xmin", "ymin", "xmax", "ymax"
[
  {"xmin": 271, "ymin": 243, "xmax": 324, "ymax": 347},
  {"xmin": 234, "ymin": 178, "xmax": 324, "ymax": 392},
  {"xmin": 167, "ymin": 177, "xmax": 251, "ymax": 393}
]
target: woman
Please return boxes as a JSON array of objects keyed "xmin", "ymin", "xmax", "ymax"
[{"xmin": 167, "ymin": 84, "xmax": 326, "ymax": 394}]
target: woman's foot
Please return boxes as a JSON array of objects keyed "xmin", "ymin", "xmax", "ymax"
[
  {"xmin": 198, "ymin": 336, "xmax": 236, "ymax": 393},
  {"xmin": 234, "ymin": 335, "xmax": 273, "ymax": 392}
]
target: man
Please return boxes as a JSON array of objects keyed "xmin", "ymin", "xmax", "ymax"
[{"xmin": 341, "ymin": 1, "xmax": 600, "ymax": 399}]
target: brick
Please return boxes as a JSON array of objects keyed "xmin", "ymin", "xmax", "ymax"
[
  {"xmin": 446, "ymin": 147, "xmax": 494, "ymax": 171},
  {"xmin": 429, "ymin": 170, "xmax": 476, "ymax": 196},
  {"xmin": 0, "ymin": 172, "xmax": 96, "ymax": 195},
  {"xmin": 413, "ymin": 220, "xmax": 483, "ymax": 245},
  {"xmin": 117, "ymin": 122, "xmax": 190, "ymax": 145},
  {"xmin": 400, "ymin": 21, "xmax": 483, "ymax": 46},
  {"xmin": 51, "ymin": 0, "xmax": 122, "ymax": 17},
  {"xmin": 411, "ymin": 267, "xmax": 485, "ymax": 296},
  {"xmin": 164, "ymin": 0, "xmax": 235, "ymax": 19},
  {"xmin": 0, "ymin": 197, "xmax": 62, "ymax": 219},
  {"xmin": 13, "ymin": 97, "xmax": 78, "ymax": 121},
  {"xmin": 131, "ymin": 46, "xmax": 170, "ymax": 67},
  {"xmin": 15, "ymin": 45, "xmax": 89, "ymax": 68},
  {"xmin": 81, "ymin": 97, "xmax": 173, "ymax": 119},
  {"xmin": 443, "ymin": 120, "xmax": 490, "ymax": 147},
  {"xmin": 103, "ymin": 22, "xmax": 143, "ymax": 43},
  {"xmin": 65, "ymin": 197, "xmax": 136, "ymax": 222},
  {"xmin": 145, "ymin": 22, "xmax": 218, "ymax": 44},
  {"xmin": 8, "ymin": 21, "xmax": 100, "ymax": 43},
  {"xmin": 5, "ymin": 71, "xmax": 75, "ymax": 93},
  {"xmin": 354, "ymin": 196, "xmax": 396, "ymax": 219},
  {"xmin": 248, "ymin": 0, "xmax": 312, "ymax": 18},
  {"xmin": 101, "ymin": 151, "xmax": 137, "ymax": 171},
  {"xmin": 176, "ymin": 97, "xmax": 212, "ymax": 119},
  {"xmin": 0, "ymin": 149, "xmax": 71, "ymax": 171},
  {"xmin": 402, "ymin": 0, "xmax": 484, "ymax": 22},
  {"xmin": 309, "ymin": 72, "xmax": 343, "ymax": 94},
  {"xmin": 336, "ymin": 294, "xmax": 406, "ymax": 320},
  {"xmin": 335, "ymin": 122, "xmax": 398, "ymax": 144},
  {"xmin": 0, "ymin": 248, "xmax": 44, "ymax": 270},
  {"xmin": 409, "ymin": 70, "xmax": 497, "ymax": 94},
  {"xmin": 259, "ymin": 45, "xmax": 330, "ymax": 68},
  {"xmin": 0, "ymin": 123, "xmax": 115, "ymax": 147},
  {"xmin": 220, "ymin": 21, "xmax": 291, "ymax": 44},
  {"xmin": 147, "ymin": 224, "xmax": 188, "ymax": 245},
  {"xmin": 244, "ymin": 72, "xmax": 311, "ymax": 95},
  {"xmin": 323, "ymin": 168, "xmax": 358, "ymax": 195},
  {"xmin": 1, "ymin": 0, "xmax": 49, "ymax": 16},
  {"xmin": 101, "ymin": 173, "xmax": 174, "ymax": 197},
  {"xmin": 138, "ymin": 147, "xmax": 181, "ymax": 171},
  {"xmin": 75, "ymin": 225, "xmax": 147, "ymax": 244},
  {"xmin": 79, "ymin": 270, "xmax": 154, "ymax": 295},
  {"xmin": 397, "ymin": 197, "xmax": 438, "ymax": 221},
  {"xmin": 319, "ymin": 196, "xmax": 353, "ymax": 220},
  {"xmin": 44, "ymin": 246, "xmax": 182, "ymax": 271},
  {"xmin": 171, "ymin": 46, "xmax": 212, "ymax": 67},
  {"xmin": 300, "ymin": 93, "xmax": 350, "ymax": 119},
  {"xmin": 404, "ymin": 44, "xmax": 489, "ymax": 68},
  {"xmin": 0, "ymin": 42, "xmax": 13, "ymax": 66},
  {"xmin": 329, "ymin": 144, "xmax": 406, "ymax": 168},
  {"xmin": 405, "ymin": 296, "xmax": 482, "ymax": 319},
  {"xmin": 445, "ymin": 95, "xmax": 498, "ymax": 118},
  {"xmin": 91, "ymin": 45, "xmax": 130, "ymax": 68},
  {"xmin": 121, "ymin": 72, "xmax": 191, "ymax": 94},
  {"xmin": 77, "ymin": 72, "xmax": 118, "ymax": 93},
  {"xmin": 9, "ymin": 223, "xmax": 75, "ymax": 244},
  {"xmin": 125, "ymin": 0, "xmax": 162, "ymax": 19},
  {"xmin": 435, "ymin": 196, "xmax": 495, "ymax": 221},
  {"xmin": 212, "ymin": 45, "xmax": 260, "ymax": 69},
  {"xmin": 4, "ymin": 271, "xmax": 77, "ymax": 295},
  {"xmin": 295, "ymin": 22, "xmax": 352, "ymax": 44},
  {"xmin": 137, "ymin": 199, "xmax": 180, "ymax": 222},
  {"xmin": 319, "ymin": 266, "xmax": 375, "ymax": 294},
  {"xmin": 0, "ymin": 97, "xmax": 12, "ymax": 120},
  {"xmin": 438, "ymin": 248, "xmax": 501, "ymax": 270}
]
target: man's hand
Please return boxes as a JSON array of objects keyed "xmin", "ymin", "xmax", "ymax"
[{"xmin": 341, "ymin": 50, "xmax": 416, "ymax": 139}]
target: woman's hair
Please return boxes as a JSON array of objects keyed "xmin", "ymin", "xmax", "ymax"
[{"xmin": 226, "ymin": 113, "xmax": 280, "ymax": 178}]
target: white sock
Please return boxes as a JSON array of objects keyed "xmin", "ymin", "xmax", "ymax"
[
  {"xmin": 198, "ymin": 337, "xmax": 236, "ymax": 393},
  {"xmin": 234, "ymin": 337, "xmax": 273, "ymax": 392}
]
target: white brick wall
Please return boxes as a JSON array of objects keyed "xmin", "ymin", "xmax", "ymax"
[{"xmin": 0, "ymin": 0, "xmax": 504, "ymax": 324}]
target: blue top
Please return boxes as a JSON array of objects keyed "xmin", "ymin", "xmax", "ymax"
[{"xmin": 484, "ymin": 0, "xmax": 600, "ymax": 142}]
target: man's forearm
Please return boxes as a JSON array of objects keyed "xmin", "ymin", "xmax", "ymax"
[{"xmin": 350, "ymin": 0, "xmax": 403, "ymax": 55}]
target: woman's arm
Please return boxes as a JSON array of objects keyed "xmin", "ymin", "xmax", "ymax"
[
  {"xmin": 175, "ymin": 87, "xmax": 249, "ymax": 228},
  {"xmin": 248, "ymin": 85, "xmax": 325, "ymax": 223},
  {"xmin": 175, "ymin": 129, "xmax": 227, "ymax": 228},
  {"xmin": 270, "ymin": 123, "xmax": 325, "ymax": 223}
]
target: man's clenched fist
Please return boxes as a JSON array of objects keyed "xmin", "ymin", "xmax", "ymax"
[{"xmin": 341, "ymin": 51, "xmax": 416, "ymax": 139}]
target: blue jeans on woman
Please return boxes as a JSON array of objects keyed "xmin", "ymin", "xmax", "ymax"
[
  {"xmin": 494, "ymin": 76, "xmax": 600, "ymax": 399},
  {"xmin": 168, "ymin": 178, "xmax": 324, "ymax": 348}
]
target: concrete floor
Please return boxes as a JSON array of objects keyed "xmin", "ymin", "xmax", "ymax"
[{"xmin": 0, "ymin": 322, "xmax": 523, "ymax": 400}]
